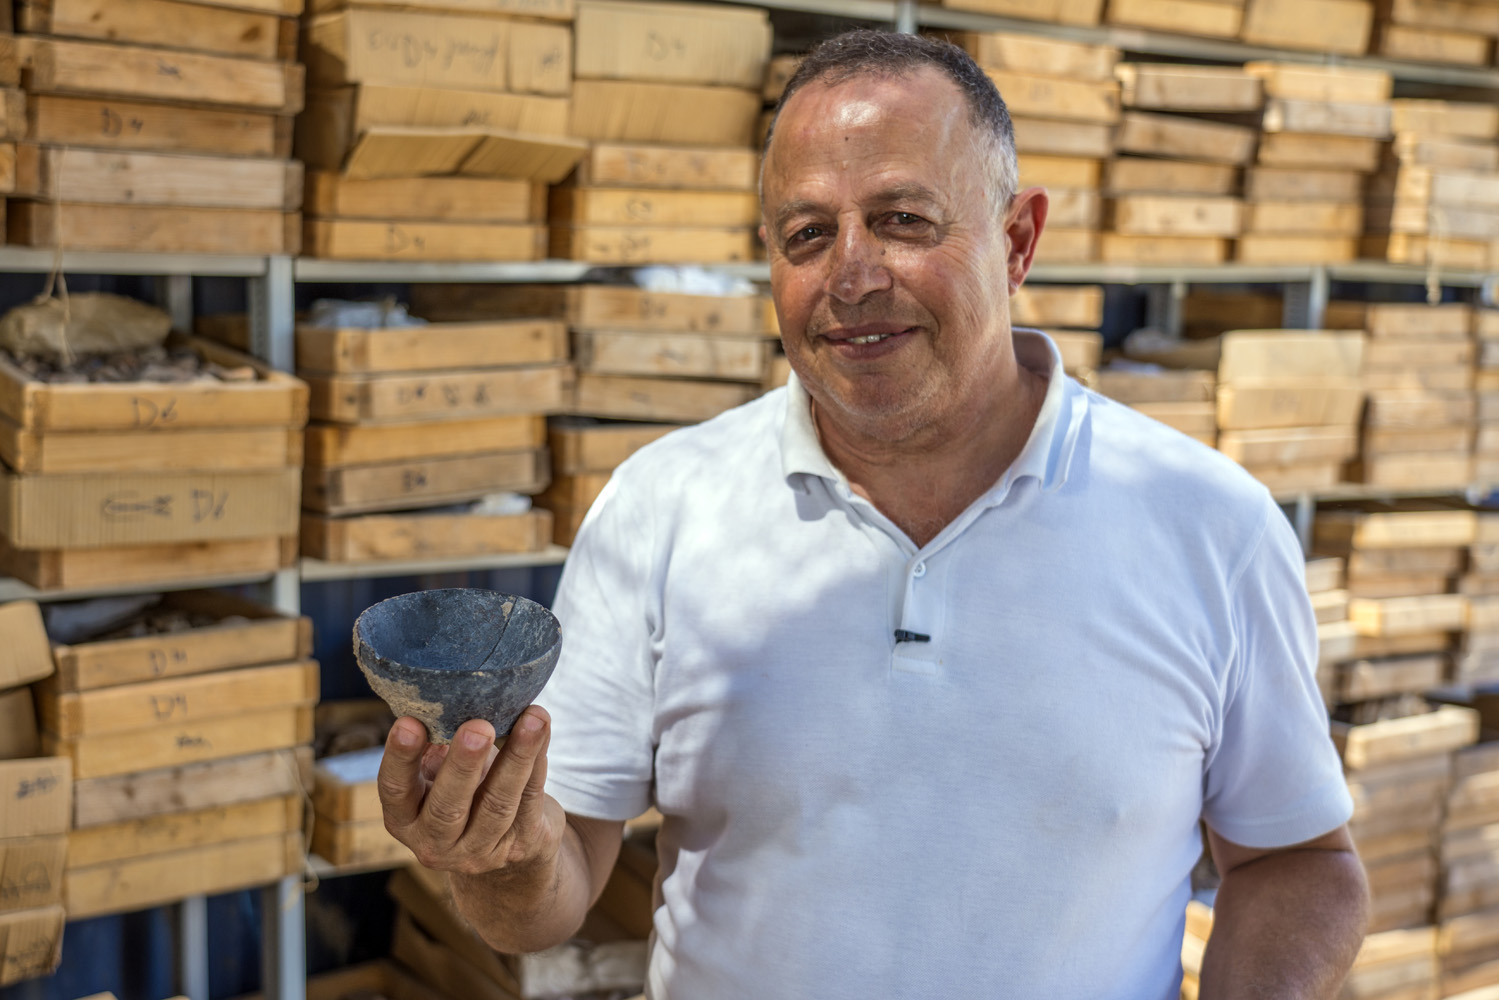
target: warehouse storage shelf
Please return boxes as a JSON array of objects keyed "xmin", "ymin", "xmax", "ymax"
[
  {"xmin": 0, "ymin": 570, "xmax": 288, "ymax": 604},
  {"xmin": 0, "ymin": 247, "xmax": 269, "ymax": 278},
  {"xmin": 294, "ymin": 260, "xmax": 597, "ymax": 284},
  {"xmin": 306, "ymin": 853, "xmax": 412, "ymax": 880},
  {"xmin": 300, "ymin": 546, "xmax": 571, "ymax": 583}
]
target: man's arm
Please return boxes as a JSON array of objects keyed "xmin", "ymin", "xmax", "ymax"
[
  {"xmin": 378, "ymin": 708, "xmax": 626, "ymax": 954},
  {"xmin": 1198, "ymin": 825, "xmax": 1370, "ymax": 999}
]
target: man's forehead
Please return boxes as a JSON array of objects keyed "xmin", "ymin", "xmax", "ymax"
[{"xmin": 778, "ymin": 67, "xmax": 965, "ymax": 131}]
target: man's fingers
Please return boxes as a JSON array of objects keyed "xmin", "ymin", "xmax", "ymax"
[
  {"xmin": 377, "ymin": 717, "xmax": 430, "ymax": 829},
  {"xmin": 466, "ymin": 707, "xmax": 551, "ymax": 851},
  {"xmin": 420, "ymin": 719, "xmax": 497, "ymax": 843}
]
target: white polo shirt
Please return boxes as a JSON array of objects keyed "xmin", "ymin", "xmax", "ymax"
[{"xmin": 539, "ymin": 330, "xmax": 1351, "ymax": 1000}]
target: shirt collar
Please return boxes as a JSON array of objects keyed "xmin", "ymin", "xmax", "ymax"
[{"xmin": 779, "ymin": 328, "xmax": 1086, "ymax": 496}]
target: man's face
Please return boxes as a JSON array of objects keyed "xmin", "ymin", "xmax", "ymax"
[{"xmin": 761, "ymin": 68, "xmax": 1042, "ymax": 444}]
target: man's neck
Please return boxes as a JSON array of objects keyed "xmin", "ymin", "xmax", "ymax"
[{"xmin": 812, "ymin": 355, "xmax": 1050, "ymax": 548}]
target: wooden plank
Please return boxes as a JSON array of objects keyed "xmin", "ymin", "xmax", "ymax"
[
  {"xmin": 1373, "ymin": 366, "xmax": 1482, "ymax": 393},
  {"xmin": 984, "ymin": 70, "xmax": 1119, "ymax": 124},
  {"xmin": 0, "ymin": 467, "xmax": 299, "ymax": 549},
  {"xmin": 302, "ymin": 449, "xmax": 548, "ymax": 515},
  {"xmin": 0, "ymin": 906, "xmax": 64, "ymax": 985},
  {"xmin": 1116, "ymin": 63, "xmax": 1262, "ymax": 112},
  {"xmin": 1130, "ymin": 401, "xmax": 1215, "ymax": 436},
  {"xmin": 549, "ymin": 420, "xmax": 678, "ymax": 474},
  {"xmin": 45, "ymin": 704, "xmax": 312, "ymax": 779},
  {"xmin": 309, "ymin": 817, "xmax": 413, "ymax": 867},
  {"xmin": 569, "ymin": 80, "xmax": 759, "ymax": 147},
  {"xmin": 37, "ymin": 660, "xmax": 318, "ymax": 738},
  {"xmin": 536, "ymin": 472, "xmax": 611, "ymax": 512},
  {"xmin": 1262, "ymin": 99, "xmax": 1393, "ymax": 139},
  {"xmin": 1242, "ymin": 201, "xmax": 1363, "ymax": 236},
  {"xmin": 1218, "ymin": 331, "xmax": 1365, "ymax": 380},
  {"xmin": 1113, "ymin": 111, "xmax": 1258, "ymax": 165},
  {"xmin": 1216, "ymin": 426, "xmax": 1359, "ymax": 465},
  {"xmin": 72, "ymin": 746, "xmax": 310, "ymax": 828},
  {"xmin": 1016, "ymin": 154, "xmax": 1101, "ymax": 189},
  {"xmin": 301, "ymin": 508, "xmax": 550, "ymax": 562},
  {"xmin": 949, "ymin": 31, "xmax": 1118, "ymax": 81},
  {"xmin": 0, "ymin": 424, "xmax": 301, "ymax": 475},
  {"xmin": 304, "ymin": 173, "xmax": 543, "ymax": 223},
  {"xmin": 1332, "ymin": 704, "xmax": 1479, "ymax": 769},
  {"xmin": 0, "ymin": 534, "xmax": 296, "ymax": 593},
  {"xmin": 573, "ymin": 330, "xmax": 769, "ymax": 381},
  {"xmin": 0, "ymin": 835, "xmax": 66, "ymax": 910},
  {"xmin": 1106, "ymin": 0, "xmax": 1242, "ymax": 38},
  {"xmin": 305, "ymin": 414, "xmax": 544, "ymax": 469},
  {"xmin": 1351, "ymin": 453, "xmax": 1474, "ymax": 489},
  {"xmin": 1315, "ymin": 508, "xmax": 1476, "ymax": 550},
  {"xmin": 1241, "ymin": 0, "xmax": 1377, "ymax": 58},
  {"xmin": 13, "ymin": 145, "xmax": 299, "ymax": 209},
  {"xmin": 1010, "ymin": 284, "xmax": 1105, "ymax": 328},
  {"xmin": 1339, "ymin": 654, "xmax": 1447, "ymax": 702},
  {"xmin": 65, "ymin": 831, "xmax": 301, "ymax": 918},
  {"xmin": 1010, "ymin": 116, "xmax": 1114, "ymax": 158},
  {"xmin": 1392, "ymin": 133, "xmax": 1499, "ymax": 173},
  {"xmin": 1244, "ymin": 167, "xmax": 1364, "ymax": 202},
  {"xmin": 550, "ymin": 226, "xmax": 756, "ymax": 265},
  {"xmin": 1350, "ymin": 594, "xmax": 1469, "ymax": 636},
  {"xmin": 1391, "ymin": 99, "xmax": 1499, "ymax": 141},
  {"xmin": 10, "ymin": 202, "xmax": 299, "ymax": 255},
  {"xmin": 1093, "ymin": 371, "xmax": 1216, "ymax": 406},
  {"xmin": 1374, "ymin": 23, "xmax": 1491, "ymax": 65},
  {"xmin": 1365, "ymin": 338, "xmax": 1474, "ymax": 368},
  {"xmin": 302, "ymin": 219, "xmax": 543, "ymax": 262},
  {"xmin": 1347, "ymin": 546, "xmax": 1464, "ymax": 577},
  {"xmin": 303, "ymin": 10, "xmax": 570, "ymax": 96},
  {"xmin": 49, "ymin": 591, "xmax": 309, "ymax": 692},
  {"xmin": 408, "ymin": 283, "xmax": 773, "ymax": 334},
  {"xmin": 25, "ymin": 93, "xmax": 289, "ymax": 159},
  {"xmin": 22, "ymin": 37, "xmax": 302, "ymax": 113},
  {"xmin": 1365, "ymin": 390, "xmax": 1475, "ymax": 428},
  {"xmin": 1255, "ymin": 132, "xmax": 1381, "ymax": 171},
  {"xmin": 1363, "ymin": 232, "xmax": 1494, "ymax": 270},
  {"xmin": 572, "ymin": 374, "xmax": 758, "ymax": 423},
  {"xmin": 549, "ymin": 188, "xmax": 759, "ymax": 227},
  {"xmin": 569, "ymin": 143, "xmax": 758, "ymax": 190},
  {"xmin": 573, "ymin": 0, "xmax": 768, "ymax": 88},
  {"xmin": 296, "ymin": 321, "xmax": 566, "ymax": 375},
  {"xmin": 1388, "ymin": 166, "xmax": 1499, "ymax": 210},
  {"xmin": 1031, "ymin": 228, "xmax": 1098, "ymax": 264},
  {"xmin": 1235, "ymin": 235, "xmax": 1359, "ymax": 264},
  {"xmin": 1306, "ymin": 556, "xmax": 1345, "ymax": 594},
  {"xmin": 306, "ymin": 366, "xmax": 566, "ymax": 424},
  {"xmin": 66, "ymin": 795, "xmax": 300, "ymax": 868},
  {"xmin": 1215, "ymin": 379, "xmax": 1364, "ymax": 430},
  {"xmin": 17, "ymin": 0, "xmax": 289, "ymax": 60},
  {"xmin": 1104, "ymin": 157, "xmax": 1238, "ymax": 197},
  {"xmin": 1099, "ymin": 234, "xmax": 1228, "ymax": 265}
]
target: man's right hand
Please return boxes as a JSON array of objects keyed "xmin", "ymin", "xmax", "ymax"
[{"xmin": 377, "ymin": 705, "xmax": 567, "ymax": 880}]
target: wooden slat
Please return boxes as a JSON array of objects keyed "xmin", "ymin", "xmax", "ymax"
[
  {"xmin": 303, "ymin": 173, "xmax": 543, "ymax": 223},
  {"xmin": 44, "ymin": 704, "xmax": 313, "ymax": 779},
  {"xmin": 300, "ymin": 509, "xmax": 551, "ymax": 561},
  {"xmin": 570, "ymin": 143, "xmax": 757, "ymax": 190},
  {"xmin": 549, "ymin": 188, "xmax": 759, "ymax": 227},
  {"xmin": 66, "ymin": 795, "xmax": 301, "ymax": 868},
  {"xmin": 65, "ymin": 831, "xmax": 302, "ymax": 917},
  {"xmin": 302, "ymin": 449, "xmax": 548, "ymax": 515},
  {"xmin": 572, "ymin": 373, "xmax": 758, "ymax": 423},
  {"xmin": 9, "ymin": 202, "xmax": 299, "ymax": 255},
  {"xmin": 550, "ymin": 225, "xmax": 757, "ymax": 264},
  {"xmin": 305, "ymin": 414, "xmax": 545, "ymax": 468},
  {"xmin": 568, "ymin": 79, "xmax": 759, "ymax": 147},
  {"xmin": 1332, "ymin": 704, "xmax": 1479, "ymax": 770},
  {"xmin": 1113, "ymin": 111, "xmax": 1257, "ymax": 165},
  {"xmin": 296, "ymin": 321, "xmax": 566, "ymax": 375},
  {"xmin": 18, "ymin": 0, "xmax": 291, "ymax": 61},
  {"xmin": 0, "ymin": 423, "xmax": 300, "ymax": 474},
  {"xmin": 0, "ymin": 534, "xmax": 296, "ymax": 592},
  {"xmin": 305, "ymin": 366, "xmax": 566, "ymax": 424},
  {"xmin": 573, "ymin": 330, "xmax": 770, "ymax": 380},
  {"xmin": 72, "ymin": 746, "xmax": 311, "ymax": 828},
  {"xmin": 549, "ymin": 421, "xmax": 678, "ymax": 474}
]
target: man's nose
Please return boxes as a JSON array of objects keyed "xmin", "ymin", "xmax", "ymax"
[{"xmin": 825, "ymin": 223, "xmax": 892, "ymax": 304}]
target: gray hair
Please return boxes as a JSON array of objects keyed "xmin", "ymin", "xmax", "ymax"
[{"xmin": 762, "ymin": 29, "xmax": 1020, "ymax": 213}]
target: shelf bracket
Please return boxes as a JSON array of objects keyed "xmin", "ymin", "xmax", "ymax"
[
  {"xmin": 155, "ymin": 274, "xmax": 194, "ymax": 335},
  {"xmin": 1145, "ymin": 280, "xmax": 1185, "ymax": 338},
  {"xmin": 249, "ymin": 255, "xmax": 295, "ymax": 372},
  {"xmin": 1282, "ymin": 268, "xmax": 1329, "ymax": 329}
]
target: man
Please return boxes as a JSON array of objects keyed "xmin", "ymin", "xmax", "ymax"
[{"xmin": 378, "ymin": 30, "xmax": 1369, "ymax": 998}]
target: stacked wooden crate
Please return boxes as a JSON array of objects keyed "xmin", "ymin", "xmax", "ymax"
[
  {"xmin": 1213, "ymin": 330, "xmax": 1365, "ymax": 493},
  {"xmin": 33, "ymin": 592, "xmax": 315, "ymax": 919},
  {"xmin": 1365, "ymin": 100, "xmax": 1499, "ymax": 272},
  {"xmin": 1105, "ymin": 0, "xmax": 1243, "ymax": 38},
  {"xmin": 552, "ymin": 0, "xmax": 769, "ymax": 265},
  {"xmin": 296, "ymin": 311, "xmax": 564, "ymax": 563},
  {"xmin": 0, "ymin": 337, "xmax": 305, "ymax": 591},
  {"xmin": 1010, "ymin": 283, "xmax": 1104, "ymax": 376},
  {"xmin": 1332, "ymin": 302, "xmax": 1476, "ymax": 489},
  {"xmin": 1239, "ymin": 0, "xmax": 1374, "ymax": 55},
  {"xmin": 298, "ymin": 0, "xmax": 581, "ymax": 262},
  {"xmin": 1106, "ymin": 64, "xmax": 1259, "ymax": 266},
  {"xmin": 949, "ymin": 32, "xmax": 1118, "ymax": 265},
  {"xmin": 1236, "ymin": 63, "xmax": 1390, "ymax": 265},
  {"xmin": 0, "ymin": 600, "xmax": 68, "ymax": 988},
  {"xmin": 411, "ymin": 282, "xmax": 774, "ymax": 545},
  {"xmin": 311, "ymin": 746, "xmax": 412, "ymax": 868},
  {"xmin": 1478, "ymin": 309, "xmax": 1499, "ymax": 487},
  {"xmin": 8, "ymin": 0, "xmax": 304, "ymax": 254},
  {"xmin": 1372, "ymin": 0, "xmax": 1499, "ymax": 66}
]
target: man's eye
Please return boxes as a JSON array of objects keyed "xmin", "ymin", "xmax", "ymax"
[
  {"xmin": 892, "ymin": 212, "xmax": 923, "ymax": 225},
  {"xmin": 790, "ymin": 226, "xmax": 823, "ymax": 243}
]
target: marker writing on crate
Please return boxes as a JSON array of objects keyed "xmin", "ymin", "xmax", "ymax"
[{"xmin": 893, "ymin": 630, "xmax": 930, "ymax": 644}]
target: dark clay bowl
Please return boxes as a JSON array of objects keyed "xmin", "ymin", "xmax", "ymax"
[{"xmin": 353, "ymin": 589, "xmax": 561, "ymax": 744}]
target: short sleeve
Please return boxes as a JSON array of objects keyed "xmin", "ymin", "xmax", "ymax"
[
  {"xmin": 1201, "ymin": 505, "xmax": 1353, "ymax": 849},
  {"xmin": 534, "ymin": 473, "xmax": 658, "ymax": 822}
]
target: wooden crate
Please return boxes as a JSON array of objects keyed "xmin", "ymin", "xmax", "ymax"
[
  {"xmin": 304, "ymin": 173, "xmax": 545, "ymax": 224},
  {"xmin": 0, "ymin": 906, "xmax": 63, "ymax": 986},
  {"xmin": 305, "ymin": 365, "xmax": 567, "ymax": 423},
  {"xmin": 1215, "ymin": 379, "xmax": 1364, "ymax": 430},
  {"xmin": 1363, "ymin": 233, "xmax": 1495, "ymax": 270},
  {"xmin": 37, "ymin": 659, "xmax": 318, "ymax": 738},
  {"xmin": 1010, "ymin": 116, "xmax": 1113, "ymax": 158},
  {"xmin": 573, "ymin": 330, "xmax": 771, "ymax": 381},
  {"xmin": 550, "ymin": 188, "xmax": 759, "ymax": 227},
  {"xmin": 408, "ymin": 282, "xmax": 773, "ymax": 334},
  {"xmin": 572, "ymin": 374, "xmax": 758, "ymax": 423},
  {"xmin": 302, "ymin": 449, "xmax": 549, "ymax": 515},
  {"xmin": 1391, "ymin": 99, "xmax": 1499, "ymax": 141},
  {"xmin": 573, "ymin": 0, "xmax": 769, "ymax": 88},
  {"xmin": 1099, "ymin": 234, "xmax": 1228, "ymax": 265},
  {"xmin": 1351, "ymin": 454, "xmax": 1474, "ymax": 489},
  {"xmin": 1116, "ymin": 63, "xmax": 1262, "ymax": 111},
  {"xmin": 982, "ymin": 70, "xmax": 1119, "ymax": 123},
  {"xmin": 0, "ymin": 533, "xmax": 297, "ymax": 592},
  {"xmin": 1261, "ymin": 99, "xmax": 1393, "ymax": 139},
  {"xmin": 1106, "ymin": 0, "xmax": 1242, "ymax": 37},
  {"xmin": 72, "ymin": 745, "xmax": 311, "ymax": 828},
  {"xmin": 550, "ymin": 225, "xmax": 757, "ymax": 264},
  {"xmin": 1350, "ymin": 594, "xmax": 1469, "ymax": 636},
  {"xmin": 25, "ymin": 93, "xmax": 292, "ymax": 158},
  {"xmin": 1092, "ymin": 370, "xmax": 1215, "ymax": 405},
  {"xmin": 0, "ymin": 337, "xmax": 307, "ymax": 433},
  {"xmin": 938, "ymin": 0, "xmax": 1103, "ymax": 22},
  {"xmin": 66, "ymin": 795, "xmax": 301, "ymax": 869},
  {"xmin": 1244, "ymin": 167, "xmax": 1364, "ymax": 202},
  {"xmin": 310, "ymin": 816, "xmax": 412, "ymax": 867},
  {"xmin": 536, "ymin": 472, "xmax": 610, "ymax": 514},
  {"xmin": 1317, "ymin": 508, "xmax": 1477, "ymax": 551},
  {"xmin": 1030, "ymin": 228, "xmax": 1099, "ymax": 263},
  {"xmin": 302, "ymin": 219, "xmax": 544, "ymax": 262},
  {"xmin": 1373, "ymin": 22, "xmax": 1492, "ymax": 65},
  {"xmin": 324, "ymin": 127, "xmax": 586, "ymax": 184},
  {"xmin": 45, "ymin": 703, "xmax": 312, "ymax": 780},
  {"xmin": 306, "ymin": 414, "xmax": 546, "ymax": 469},
  {"xmin": 569, "ymin": 143, "xmax": 758, "ymax": 190},
  {"xmin": 0, "ymin": 424, "xmax": 302, "ymax": 475},
  {"xmin": 0, "ymin": 837, "xmax": 66, "ymax": 912},
  {"xmin": 1113, "ymin": 112, "xmax": 1257, "ymax": 165},
  {"xmin": 19, "ymin": 37, "xmax": 303, "ymax": 113},
  {"xmin": 1109, "ymin": 195, "xmax": 1243, "ymax": 237},
  {"xmin": 302, "ymin": 9, "xmax": 571, "ymax": 96},
  {"xmin": 1333, "ymin": 705, "xmax": 1479, "ymax": 770},
  {"xmin": 1256, "ymin": 133, "xmax": 1381, "ymax": 171},
  {"xmin": 1242, "ymin": 201, "xmax": 1364, "ymax": 236},
  {"xmin": 18, "ymin": 0, "xmax": 296, "ymax": 61},
  {"xmin": 568, "ymin": 80, "xmax": 759, "ymax": 147},
  {"xmin": 1216, "ymin": 426, "xmax": 1359, "ymax": 466},
  {"xmin": 49, "ymin": 590, "xmax": 310, "ymax": 692},
  {"xmin": 9, "ymin": 202, "xmax": 300, "ymax": 254},
  {"xmin": 1235, "ymin": 236, "xmax": 1359, "ymax": 264},
  {"xmin": 301, "ymin": 508, "xmax": 552, "ymax": 561},
  {"xmin": 297, "ymin": 320, "xmax": 567, "ymax": 375},
  {"xmin": 940, "ymin": 31, "xmax": 1119, "ymax": 80},
  {"xmin": 0, "ymin": 466, "xmax": 300, "ymax": 549},
  {"xmin": 1105, "ymin": 158, "xmax": 1238, "ymax": 197},
  {"xmin": 1010, "ymin": 284, "xmax": 1104, "ymax": 329},
  {"xmin": 549, "ymin": 420, "xmax": 677, "ymax": 475},
  {"xmin": 65, "ymin": 831, "xmax": 302, "ymax": 918},
  {"xmin": 1240, "ymin": 0, "xmax": 1375, "ymax": 54}
]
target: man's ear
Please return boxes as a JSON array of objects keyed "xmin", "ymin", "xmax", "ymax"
[{"xmin": 1004, "ymin": 187, "xmax": 1049, "ymax": 292}]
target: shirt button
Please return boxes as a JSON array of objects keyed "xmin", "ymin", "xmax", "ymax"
[{"xmin": 912, "ymin": 561, "xmax": 927, "ymax": 578}]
